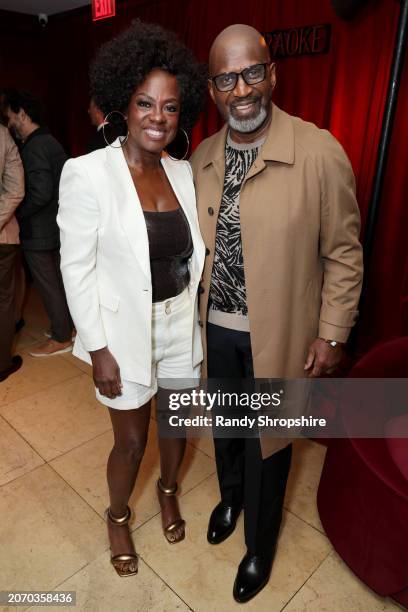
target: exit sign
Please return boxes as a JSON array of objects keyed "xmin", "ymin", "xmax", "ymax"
[{"xmin": 92, "ymin": 0, "xmax": 116, "ymax": 21}]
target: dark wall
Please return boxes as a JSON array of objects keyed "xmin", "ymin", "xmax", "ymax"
[{"xmin": 0, "ymin": 11, "xmax": 49, "ymax": 109}]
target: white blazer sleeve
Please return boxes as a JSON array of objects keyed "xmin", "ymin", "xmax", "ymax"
[{"xmin": 58, "ymin": 158, "xmax": 107, "ymax": 351}]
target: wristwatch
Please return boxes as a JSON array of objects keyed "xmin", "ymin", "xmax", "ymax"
[{"xmin": 320, "ymin": 338, "xmax": 343, "ymax": 348}]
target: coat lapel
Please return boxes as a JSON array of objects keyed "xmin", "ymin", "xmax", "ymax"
[
  {"xmin": 197, "ymin": 105, "xmax": 295, "ymax": 186},
  {"xmin": 161, "ymin": 155, "xmax": 205, "ymax": 284},
  {"xmin": 105, "ymin": 142, "xmax": 204, "ymax": 287},
  {"xmin": 199, "ymin": 125, "xmax": 227, "ymax": 222},
  {"xmin": 105, "ymin": 141, "xmax": 151, "ymax": 281},
  {"xmin": 240, "ymin": 105, "xmax": 295, "ymax": 183}
]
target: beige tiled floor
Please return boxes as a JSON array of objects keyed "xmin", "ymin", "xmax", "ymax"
[{"xmin": 0, "ymin": 287, "xmax": 403, "ymax": 612}]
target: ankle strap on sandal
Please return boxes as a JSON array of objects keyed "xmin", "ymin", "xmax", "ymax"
[
  {"xmin": 107, "ymin": 505, "xmax": 131, "ymax": 525},
  {"xmin": 157, "ymin": 478, "xmax": 178, "ymax": 496}
]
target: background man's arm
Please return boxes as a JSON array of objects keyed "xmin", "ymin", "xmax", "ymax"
[{"xmin": 0, "ymin": 131, "xmax": 24, "ymax": 231}]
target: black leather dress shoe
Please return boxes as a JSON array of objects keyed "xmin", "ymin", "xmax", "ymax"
[
  {"xmin": 207, "ymin": 501, "xmax": 242, "ymax": 545},
  {"xmin": 233, "ymin": 547, "xmax": 276, "ymax": 603},
  {"xmin": 0, "ymin": 355, "xmax": 23, "ymax": 382}
]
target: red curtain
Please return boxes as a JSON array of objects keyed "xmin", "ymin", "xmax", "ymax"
[
  {"xmin": 1, "ymin": 0, "xmax": 406, "ymax": 351},
  {"xmin": 185, "ymin": 0, "xmax": 400, "ymax": 231},
  {"xmin": 357, "ymin": 42, "xmax": 408, "ymax": 350}
]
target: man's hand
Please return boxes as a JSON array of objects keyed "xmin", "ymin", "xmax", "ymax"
[
  {"xmin": 304, "ymin": 338, "xmax": 343, "ymax": 377},
  {"xmin": 89, "ymin": 346, "xmax": 122, "ymax": 399}
]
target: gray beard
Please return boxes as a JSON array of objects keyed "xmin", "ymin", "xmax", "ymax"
[{"xmin": 228, "ymin": 105, "xmax": 267, "ymax": 133}]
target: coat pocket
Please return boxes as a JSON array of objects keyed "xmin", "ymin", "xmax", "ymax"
[{"xmin": 98, "ymin": 287, "xmax": 120, "ymax": 312}]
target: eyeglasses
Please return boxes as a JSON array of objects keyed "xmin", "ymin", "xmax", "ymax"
[{"xmin": 209, "ymin": 63, "xmax": 270, "ymax": 92}]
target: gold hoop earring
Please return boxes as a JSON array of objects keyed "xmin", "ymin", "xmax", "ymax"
[
  {"xmin": 103, "ymin": 110, "xmax": 129, "ymax": 148},
  {"xmin": 166, "ymin": 128, "xmax": 190, "ymax": 161}
]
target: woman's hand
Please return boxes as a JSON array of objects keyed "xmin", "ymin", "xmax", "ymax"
[{"xmin": 89, "ymin": 346, "xmax": 122, "ymax": 399}]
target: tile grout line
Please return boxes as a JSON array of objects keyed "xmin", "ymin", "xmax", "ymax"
[
  {"xmin": 1, "ymin": 458, "xmax": 106, "ymax": 536},
  {"xmin": 0, "ymin": 416, "xmax": 214, "ymax": 496},
  {"xmin": 60, "ymin": 355, "xmax": 94, "ymax": 378},
  {"xmin": 46, "ymin": 426, "xmax": 113, "ymax": 463},
  {"xmin": 13, "ymin": 332, "xmax": 42, "ymax": 349},
  {"xmin": 185, "ymin": 436, "xmax": 215, "ymax": 460},
  {"xmin": 0, "ymin": 425, "xmax": 114, "ymax": 490},
  {"xmin": 0, "ymin": 461, "xmax": 48, "ymax": 489},
  {"xmin": 137, "ymin": 553, "xmax": 195, "ymax": 611},
  {"xmin": 28, "ymin": 550, "xmax": 195, "ymax": 612},
  {"xmin": 0, "ymin": 370, "xmax": 83, "ymax": 410},
  {"xmin": 25, "ymin": 560, "xmax": 91, "ymax": 612},
  {"xmin": 46, "ymin": 460, "xmax": 110, "ymax": 525},
  {"xmin": 279, "ymin": 548, "xmax": 333, "ymax": 611},
  {"xmin": 47, "ymin": 420, "xmax": 215, "ymax": 482},
  {"xmin": 48, "ymin": 418, "xmax": 216, "ymax": 467},
  {"xmin": 46, "ymin": 441, "xmax": 216, "ymax": 534},
  {"xmin": 283, "ymin": 506, "xmax": 328, "ymax": 538},
  {"xmin": 0, "ymin": 412, "xmax": 46, "ymax": 464}
]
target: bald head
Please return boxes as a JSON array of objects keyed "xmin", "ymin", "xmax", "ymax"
[
  {"xmin": 207, "ymin": 24, "xmax": 276, "ymax": 141},
  {"xmin": 209, "ymin": 24, "xmax": 270, "ymax": 75}
]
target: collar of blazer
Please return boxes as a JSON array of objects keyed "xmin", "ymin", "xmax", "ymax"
[
  {"xmin": 105, "ymin": 141, "xmax": 201, "ymax": 284},
  {"xmin": 201, "ymin": 103, "xmax": 295, "ymax": 171}
]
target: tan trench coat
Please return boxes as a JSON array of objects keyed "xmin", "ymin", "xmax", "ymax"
[
  {"xmin": 190, "ymin": 104, "xmax": 363, "ymax": 457},
  {"xmin": 0, "ymin": 125, "xmax": 24, "ymax": 244}
]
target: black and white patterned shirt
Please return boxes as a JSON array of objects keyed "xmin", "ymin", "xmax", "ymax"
[{"xmin": 208, "ymin": 132, "xmax": 265, "ymax": 332}]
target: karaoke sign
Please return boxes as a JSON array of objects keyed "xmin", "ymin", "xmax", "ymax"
[
  {"xmin": 92, "ymin": 0, "xmax": 116, "ymax": 21},
  {"xmin": 263, "ymin": 24, "xmax": 331, "ymax": 59}
]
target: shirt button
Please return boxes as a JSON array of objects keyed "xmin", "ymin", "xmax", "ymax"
[
  {"xmin": 208, "ymin": 207, "xmax": 214, "ymax": 216},
  {"xmin": 205, "ymin": 247, "xmax": 210, "ymax": 256}
]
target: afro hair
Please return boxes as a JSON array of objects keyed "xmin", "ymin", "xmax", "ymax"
[{"xmin": 90, "ymin": 19, "xmax": 207, "ymax": 132}]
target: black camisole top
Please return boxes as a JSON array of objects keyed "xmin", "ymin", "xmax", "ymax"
[{"xmin": 143, "ymin": 207, "xmax": 193, "ymax": 303}]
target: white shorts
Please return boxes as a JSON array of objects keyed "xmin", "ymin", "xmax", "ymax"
[{"xmin": 96, "ymin": 287, "xmax": 200, "ymax": 409}]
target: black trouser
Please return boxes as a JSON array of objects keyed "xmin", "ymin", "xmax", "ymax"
[
  {"xmin": 23, "ymin": 248, "xmax": 73, "ymax": 342},
  {"xmin": 207, "ymin": 322, "xmax": 292, "ymax": 557},
  {"xmin": 0, "ymin": 244, "xmax": 18, "ymax": 372}
]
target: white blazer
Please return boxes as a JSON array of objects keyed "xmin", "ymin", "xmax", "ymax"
[{"xmin": 58, "ymin": 142, "xmax": 205, "ymax": 386}]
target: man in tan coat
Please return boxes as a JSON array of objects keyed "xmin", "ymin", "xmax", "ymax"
[
  {"xmin": 190, "ymin": 25, "xmax": 363, "ymax": 603},
  {"xmin": 0, "ymin": 123, "xmax": 24, "ymax": 381}
]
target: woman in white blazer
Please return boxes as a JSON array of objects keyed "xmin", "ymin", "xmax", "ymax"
[{"xmin": 58, "ymin": 22, "xmax": 206, "ymax": 577}]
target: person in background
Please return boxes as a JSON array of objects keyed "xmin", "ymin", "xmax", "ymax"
[
  {"xmin": 13, "ymin": 251, "xmax": 26, "ymax": 333},
  {"xmin": 190, "ymin": 24, "xmax": 363, "ymax": 603},
  {"xmin": 0, "ymin": 89, "xmax": 26, "ymax": 332},
  {"xmin": 5, "ymin": 90, "xmax": 73, "ymax": 357},
  {"xmin": 0, "ymin": 122, "xmax": 24, "ymax": 381},
  {"xmin": 87, "ymin": 96, "xmax": 120, "ymax": 152}
]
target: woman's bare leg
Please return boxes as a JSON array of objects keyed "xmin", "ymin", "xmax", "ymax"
[
  {"xmin": 107, "ymin": 400, "xmax": 151, "ymax": 572},
  {"xmin": 157, "ymin": 435, "xmax": 187, "ymax": 542}
]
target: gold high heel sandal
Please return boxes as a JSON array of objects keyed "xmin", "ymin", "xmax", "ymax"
[
  {"xmin": 156, "ymin": 478, "xmax": 186, "ymax": 544},
  {"xmin": 105, "ymin": 505, "xmax": 138, "ymax": 577}
]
